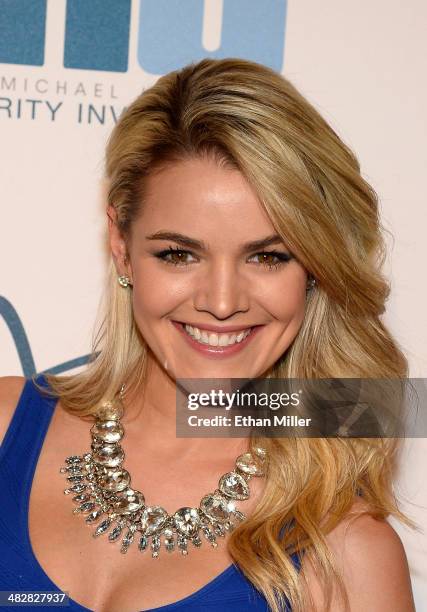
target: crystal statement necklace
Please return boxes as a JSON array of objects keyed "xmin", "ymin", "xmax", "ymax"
[{"xmin": 60, "ymin": 391, "xmax": 267, "ymax": 558}]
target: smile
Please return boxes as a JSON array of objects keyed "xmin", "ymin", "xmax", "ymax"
[
  {"xmin": 183, "ymin": 324, "xmax": 252, "ymax": 346},
  {"xmin": 171, "ymin": 321, "xmax": 263, "ymax": 358}
]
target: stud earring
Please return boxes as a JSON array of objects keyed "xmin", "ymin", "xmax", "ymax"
[
  {"xmin": 118, "ymin": 275, "xmax": 132, "ymax": 288},
  {"xmin": 306, "ymin": 277, "xmax": 316, "ymax": 291}
]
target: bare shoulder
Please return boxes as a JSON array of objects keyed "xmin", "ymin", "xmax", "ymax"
[
  {"xmin": 300, "ymin": 497, "xmax": 415, "ymax": 611},
  {"xmin": 0, "ymin": 376, "xmax": 27, "ymax": 447}
]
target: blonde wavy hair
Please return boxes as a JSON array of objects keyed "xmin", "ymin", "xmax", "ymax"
[{"xmin": 39, "ymin": 58, "xmax": 417, "ymax": 611}]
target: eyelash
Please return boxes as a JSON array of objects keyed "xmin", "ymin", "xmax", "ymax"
[{"xmin": 154, "ymin": 245, "xmax": 293, "ymax": 270}]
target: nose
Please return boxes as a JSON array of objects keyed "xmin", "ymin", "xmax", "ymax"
[{"xmin": 193, "ymin": 258, "xmax": 250, "ymax": 320}]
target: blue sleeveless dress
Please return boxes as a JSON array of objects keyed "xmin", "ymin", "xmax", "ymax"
[{"xmin": 0, "ymin": 375, "xmax": 302, "ymax": 611}]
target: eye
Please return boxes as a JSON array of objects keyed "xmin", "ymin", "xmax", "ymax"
[
  {"xmin": 153, "ymin": 246, "xmax": 293, "ymax": 270},
  {"xmin": 249, "ymin": 251, "xmax": 293, "ymax": 270},
  {"xmin": 154, "ymin": 245, "xmax": 197, "ymax": 266}
]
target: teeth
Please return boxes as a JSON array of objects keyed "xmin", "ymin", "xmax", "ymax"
[
  {"xmin": 183, "ymin": 324, "xmax": 252, "ymax": 347},
  {"xmin": 209, "ymin": 333, "xmax": 219, "ymax": 346}
]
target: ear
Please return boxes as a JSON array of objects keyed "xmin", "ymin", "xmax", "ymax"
[{"xmin": 107, "ymin": 205, "xmax": 133, "ymax": 281}]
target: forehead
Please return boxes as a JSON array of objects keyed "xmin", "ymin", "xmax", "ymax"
[{"xmin": 134, "ymin": 157, "xmax": 277, "ymax": 241}]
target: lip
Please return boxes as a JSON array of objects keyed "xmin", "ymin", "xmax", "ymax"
[
  {"xmin": 171, "ymin": 321, "xmax": 264, "ymax": 359},
  {"xmin": 175, "ymin": 321, "xmax": 255, "ymax": 333}
]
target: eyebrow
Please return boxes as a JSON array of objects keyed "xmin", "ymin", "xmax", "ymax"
[{"xmin": 145, "ymin": 231, "xmax": 285, "ymax": 252}]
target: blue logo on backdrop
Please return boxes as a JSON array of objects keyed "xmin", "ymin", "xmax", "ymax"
[
  {"xmin": 0, "ymin": 0, "xmax": 287, "ymax": 73},
  {"xmin": 0, "ymin": 296, "xmax": 92, "ymax": 376}
]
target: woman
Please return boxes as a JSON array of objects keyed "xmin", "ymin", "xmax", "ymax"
[{"xmin": 0, "ymin": 58, "xmax": 416, "ymax": 611}]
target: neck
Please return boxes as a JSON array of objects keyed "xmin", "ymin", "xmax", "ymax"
[{"xmin": 120, "ymin": 354, "xmax": 250, "ymax": 463}]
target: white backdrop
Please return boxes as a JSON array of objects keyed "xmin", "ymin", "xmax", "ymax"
[{"xmin": 0, "ymin": 1, "xmax": 426, "ymax": 607}]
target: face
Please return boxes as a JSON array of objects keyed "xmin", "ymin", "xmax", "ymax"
[{"xmin": 109, "ymin": 156, "xmax": 308, "ymax": 381}]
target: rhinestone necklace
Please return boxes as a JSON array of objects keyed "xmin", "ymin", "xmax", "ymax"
[{"xmin": 60, "ymin": 392, "xmax": 267, "ymax": 558}]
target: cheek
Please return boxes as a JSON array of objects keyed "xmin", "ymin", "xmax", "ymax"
[
  {"xmin": 130, "ymin": 260, "xmax": 182, "ymax": 317},
  {"xmin": 130, "ymin": 283, "xmax": 172, "ymax": 360},
  {"xmin": 262, "ymin": 273, "xmax": 307, "ymax": 323},
  {"xmin": 129, "ymin": 260, "xmax": 190, "ymax": 344},
  {"xmin": 265, "ymin": 283, "xmax": 307, "ymax": 360},
  {"xmin": 277, "ymin": 291, "xmax": 306, "ymax": 323}
]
